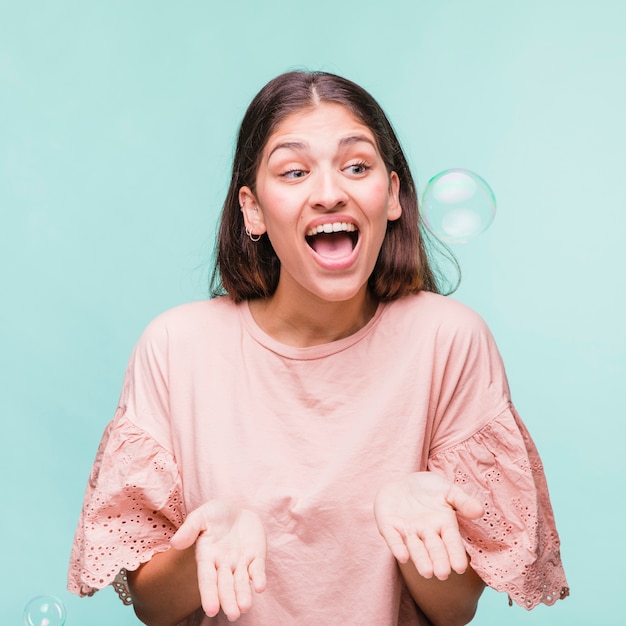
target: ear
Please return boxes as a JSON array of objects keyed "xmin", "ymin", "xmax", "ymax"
[
  {"xmin": 239, "ymin": 186, "xmax": 267, "ymax": 236},
  {"xmin": 387, "ymin": 172, "xmax": 402, "ymax": 222}
]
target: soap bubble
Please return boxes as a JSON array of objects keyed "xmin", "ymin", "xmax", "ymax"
[
  {"xmin": 23, "ymin": 595, "xmax": 66, "ymax": 626},
  {"xmin": 421, "ymin": 168, "xmax": 496, "ymax": 243}
]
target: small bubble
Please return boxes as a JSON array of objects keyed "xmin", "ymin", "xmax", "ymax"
[{"xmin": 23, "ymin": 595, "xmax": 66, "ymax": 626}]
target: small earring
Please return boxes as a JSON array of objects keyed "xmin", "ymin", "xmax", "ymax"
[{"xmin": 245, "ymin": 227, "xmax": 261, "ymax": 242}]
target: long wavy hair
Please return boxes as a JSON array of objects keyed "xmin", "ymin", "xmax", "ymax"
[{"xmin": 210, "ymin": 70, "xmax": 456, "ymax": 301}]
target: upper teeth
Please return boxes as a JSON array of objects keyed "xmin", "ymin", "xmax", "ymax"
[{"xmin": 306, "ymin": 222, "xmax": 357, "ymax": 237}]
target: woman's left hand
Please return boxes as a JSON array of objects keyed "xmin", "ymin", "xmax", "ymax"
[{"xmin": 374, "ymin": 472, "xmax": 484, "ymax": 581}]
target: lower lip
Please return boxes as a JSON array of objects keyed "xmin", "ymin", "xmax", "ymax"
[{"xmin": 306, "ymin": 235, "xmax": 361, "ymax": 271}]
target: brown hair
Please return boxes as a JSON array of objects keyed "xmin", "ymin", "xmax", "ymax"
[{"xmin": 210, "ymin": 70, "xmax": 455, "ymax": 301}]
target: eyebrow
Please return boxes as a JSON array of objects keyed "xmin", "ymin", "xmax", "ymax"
[
  {"xmin": 267, "ymin": 135, "xmax": 376, "ymax": 159},
  {"xmin": 339, "ymin": 135, "xmax": 376, "ymax": 149},
  {"xmin": 268, "ymin": 141, "xmax": 307, "ymax": 158}
]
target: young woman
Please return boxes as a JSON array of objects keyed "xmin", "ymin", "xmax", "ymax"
[{"xmin": 68, "ymin": 71, "xmax": 569, "ymax": 625}]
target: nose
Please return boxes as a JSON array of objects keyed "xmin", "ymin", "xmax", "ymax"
[{"xmin": 308, "ymin": 169, "xmax": 349, "ymax": 211}]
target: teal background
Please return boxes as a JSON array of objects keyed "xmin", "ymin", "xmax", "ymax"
[{"xmin": 2, "ymin": 0, "xmax": 624, "ymax": 623}]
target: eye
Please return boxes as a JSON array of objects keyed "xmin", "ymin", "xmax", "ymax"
[
  {"xmin": 282, "ymin": 168, "xmax": 307, "ymax": 179},
  {"xmin": 344, "ymin": 161, "xmax": 370, "ymax": 176}
]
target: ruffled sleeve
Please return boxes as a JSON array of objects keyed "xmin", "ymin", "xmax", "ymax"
[
  {"xmin": 428, "ymin": 404, "xmax": 569, "ymax": 609},
  {"xmin": 67, "ymin": 408, "xmax": 186, "ymax": 604}
]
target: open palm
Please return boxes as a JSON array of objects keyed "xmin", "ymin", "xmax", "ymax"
[
  {"xmin": 374, "ymin": 472, "xmax": 484, "ymax": 580},
  {"xmin": 171, "ymin": 500, "xmax": 267, "ymax": 621}
]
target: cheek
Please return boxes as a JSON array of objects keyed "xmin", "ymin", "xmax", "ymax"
[
  {"xmin": 258, "ymin": 184, "xmax": 294, "ymax": 215},
  {"xmin": 261, "ymin": 206, "xmax": 301, "ymax": 247},
  {"xmin": 362, "ymin": 180, "xmax": 394, "ymax": 217}
]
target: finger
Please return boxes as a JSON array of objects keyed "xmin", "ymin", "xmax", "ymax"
[
  {"xmin": 197, "ymin": 560, "xmax": 220, "ymax": 618},
  {"xmin": 422, "ymin": 532, "xmax": 452, "ymax": 580},
  {"xmin": 248, "ymin": 557, "xmax": 267, "ymax": 593},
  {"xmin": 379, "ymin": 524, "xmax": 410, "ymax": 563},
  {"xmin": 233, "ymin": 563, "xmax": 253, "ymax": 613},
  {"xmin": 217, "ymin": 565, "xmax": 240, "ymax": 621},
  {"xmin": 446, "ymin": 485, "xmax": 484, "ymax": 520},
  {"xmin": 170, "ymin": 510, "xmax": 204, "ymax": 550},
  {"xmin": 405, "ymin": 534, "xmax": 433, "ymax": 578},
  {"xmin": 440, "ymin": 526, "xmax": 470, "ymax": 574}
]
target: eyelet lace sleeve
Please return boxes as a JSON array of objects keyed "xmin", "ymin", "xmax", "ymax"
[
  {"xmin": 67, "ymin": 408, "xmax": 186, "ymax": 604},
  {"xmin": 428, "ymin": 404, "xmax": 569, "ymax": 609}
]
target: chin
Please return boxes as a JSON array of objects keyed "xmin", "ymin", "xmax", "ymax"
[{"xmin": 308, "ymin": 282, "xmax": 370, "ymax": 305}]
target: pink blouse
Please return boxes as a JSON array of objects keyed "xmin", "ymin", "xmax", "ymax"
[{"xmin": 68, "ymin": 292, "xmax": 568, "ymax": 624}]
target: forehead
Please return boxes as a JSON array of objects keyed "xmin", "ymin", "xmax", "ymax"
[{"xmin": 264, "ymin": 102, "xmax": 377, "ymax": 151}]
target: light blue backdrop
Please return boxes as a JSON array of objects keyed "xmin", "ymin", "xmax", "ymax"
[{"xmin": 2, "ymin": 1, "xmax": 624, "ymax": 624}]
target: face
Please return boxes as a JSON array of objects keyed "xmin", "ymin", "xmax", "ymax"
[{"xmin": 240, "ymin": 102, "xmax": 401, "ymax": 305}]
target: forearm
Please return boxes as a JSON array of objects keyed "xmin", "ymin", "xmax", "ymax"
[
  {"xmin": 399, "ymin": 558, "xmax": 485, "ymax": 626},
  {"xmin": 127, "ymin": 546, "xmax": 204, "ymax": 626}
]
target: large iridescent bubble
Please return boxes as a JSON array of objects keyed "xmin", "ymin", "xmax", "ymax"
[{"xmin": 421, "ymin": 169, "xmax": 496, "ymax": 243}]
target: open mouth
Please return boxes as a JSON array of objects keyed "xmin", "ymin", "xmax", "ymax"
[{"xmin": 305, "ymin": 222, "xmax": 359, "ymax": 260}]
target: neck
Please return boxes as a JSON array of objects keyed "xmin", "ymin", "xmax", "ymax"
[{"xmin": 248, "ymin": 283, "xmax": 378, "ymax": 348}]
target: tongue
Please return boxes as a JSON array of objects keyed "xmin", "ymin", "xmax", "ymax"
[{"xmin": 310, "ymin": 232, "xmax": 354, "ymax": 259}]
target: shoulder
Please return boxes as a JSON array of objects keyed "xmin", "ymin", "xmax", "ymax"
[
  {"xmin": 377, "ymin": 292, "xmax": 499, "ymax": 364},
  {"xmin": 137, "ymin": 296, "xmax": 240, "ymax": 349},
  {"xmin": 149, "ymin": 296, "xmax": 236, "ymax": 326},
  {"xmin": 384, "ymin": 291, "xmax": 489, "ymax": 337}
]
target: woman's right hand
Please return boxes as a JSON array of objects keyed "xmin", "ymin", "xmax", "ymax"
[{"xmin": 170, "ymin": 500, "xmax": 267, "ymax": 621}]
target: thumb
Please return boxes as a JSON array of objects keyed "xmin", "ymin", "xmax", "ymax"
[
  {"xmin": 446, "ymin": 484, "xmax": 484, "ymax": 520},
  {"xmin": 170, "ymin": 509, "xmax": 203, "ymax": 550}
]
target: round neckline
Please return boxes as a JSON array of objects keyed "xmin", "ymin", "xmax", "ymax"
[{"xmin": 238, "ymin": 299, "xmax": 388, "ymax": 360}]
